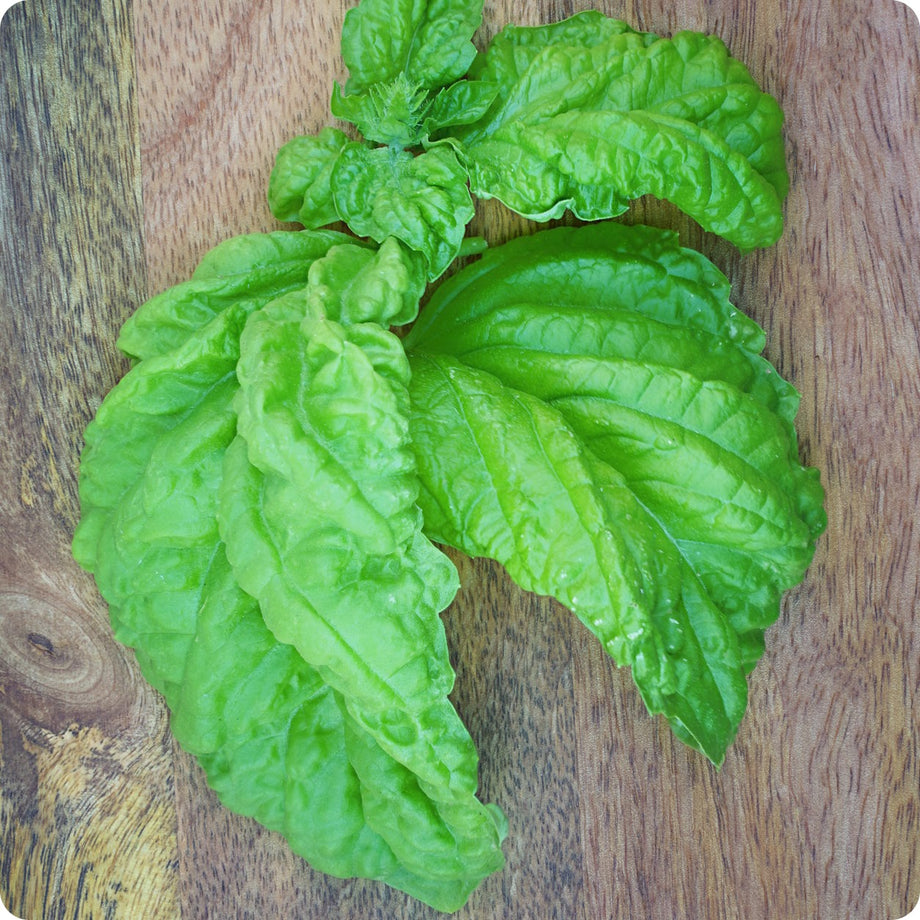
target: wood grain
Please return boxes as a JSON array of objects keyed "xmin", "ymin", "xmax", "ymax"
[
  {"xmin": 2, "ymin": 0, "xmax": 918, "ymax": 917},
  {"xmin": 0, "ymin": 1, "xmax": 179, "ymax": 917}
]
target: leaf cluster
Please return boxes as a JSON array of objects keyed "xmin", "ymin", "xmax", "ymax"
[
  {"xmin": 269, "ymin": 1, "xmax": 790, "ymax": 280},
  {"xmin": 73, "ymin": 0, "xmax": 825, "ymax": 912}
]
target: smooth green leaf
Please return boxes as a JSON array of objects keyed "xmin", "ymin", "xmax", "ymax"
[
  {"xmin": 267, "ymin": 127, "xmax": 351, "ymax": 225},
  {"xmin": 408, "ymin": 353, "xmax": 747, "ymax": 761},
  {"xmin": 331, "ymin": 142, "xmax": 473, "ymax": 278},
  {"xmin": 405, "ymin": 223, "xmax": 825, "ymax": 762},
  {"xmin": 424, "ymin": 80, "xmax": 499, "ymax": 136},
  {"xmin": 408, "ymin": 220, "xmax": 767, "ymax": 353}
]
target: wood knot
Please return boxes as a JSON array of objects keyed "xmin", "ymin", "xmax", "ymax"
[
  {"xmin": 0, "ymin": 589, "xmax": 134, "ymax": 732},
  {"xmin": 27, "ymin": 631, "xmax": 56, "ymax": 656}
]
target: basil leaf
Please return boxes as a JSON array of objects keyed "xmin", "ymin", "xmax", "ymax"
[
  {"xmin": 331, "ymin": 78, "xmax": 499, "ymax": 148},
  {"xmin": 340, "ymin": 0, "xmax": 484, "ymax": 94},
  {"xmin": 423, "ymin": 80, "xmax": 499, "ymax": 136},
  {"xmin": 464, "ymin": 109, "xmax": 784, "ymax": 245},
  {"xmin": 453, "ymin": 12, "xmax": 788, "ymax": 248},
  {"xmin": 117, "ymin": 229, "xmax": 353, "ymax": 361},
  {"xmin": 463, "ymin": 13, "xmax": 655, "ymax": 130},
  {"xmin": 225, "ymin": 281, "xmax": 456, "ymax": 742},
  {"xmin": 304, "ymin": 235, "xmax": 428, "ymax": 327},
  {"xmin": 167, "ymin": 550, "xmax": 422, "ymax": 890},
  {"xmin": 408, "ymin": 352, "xmax": 746, "ymax": 761},
  {"xmin": 331, "ymin": 142, "xmax": 473, "ymax": 278},
  {"xmin": 222, "ymin": 263, "xmax": 505, "ymax": 890},
  {"xmin": 405, "ymin": 223, "xmax": 825, "ymax": 763},
  {"xmin": 170, "ymin": 545, "xmax": 504, "ymax": 911},
  {"xmin": 74, "ymin": 229, "xmax": 356, "ymax": 689},
  {"xmin": 330, "ymin": 77, "xmax": 431, "ymax": 148},
  {"xmin": 74, "ymin": 233, "xmax": 506, "ymax": 910},
  {"xmin": 409, "ymin": 220, "xmax": 767, "ymax": 353},
  {"xmin": 73, "ymin": 305, "xmax": 246, "ymax": 697},
  {"xmin": 267, "ymin": 127, "xmax": 350, "ymax": 225}
]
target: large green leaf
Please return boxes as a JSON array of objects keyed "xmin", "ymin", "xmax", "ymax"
[
  {"xmin": 405, "ymin": 223, "xmax": 825, "ymax": 763},
  {"xmin": 73, "ymin": 233, "xmax": 506, "ymax": 911},
  {"xmin": 221, "ymin": 252, "xmax": 505, "ymax": 891},
  {"xmin": 73, "ymin": 229, "xmax": 355, "ymax": 643}
]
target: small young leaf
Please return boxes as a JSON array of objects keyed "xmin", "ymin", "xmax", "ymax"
[
  {"xmin": 305, "ymin": 236, "xmax": 428, "ymax": 327},
  {"xmin": 423, "ymin": 80, "xmax": 500, "ymax": 136},
  {"xmin": 331, "ymin": 78, "xmax": 500, "ymax": 148},
  {"xmin": 331, "ymin": 77, "xmax": 431, "ymax": 148},
  {"xmin": 340, "ymin": 0, "xmax": 484, "ymax": 93},
  {"xmin": 267, "ymin": 127, "xmax": 351, "ymax": 225}
]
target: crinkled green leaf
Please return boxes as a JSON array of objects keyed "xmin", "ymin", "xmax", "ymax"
[
  {"xmin": 72, "ymin": 302, "xmax": 247, "ymax": 696},
  {"xmin": 267, "ymin": 127, "xmax": 351, "ymax": 225},
  {"xmin": 117, "ymin": 229, "xmax": 354, "ymax": 361},
  {"xmin": 463, "ymin": 13, "xmax": 655, "ymax": 130},
  {"xmin": 331, "ymin": 78, "xmax": 499, "ymax": 148},
  {"xmin": 304, "ymin": 236, "xmax": 428, "ymax": 327},
  {"xmin": 73, "ymin": 229, "xmax": 356, "ymax": 690},
  {"xmin": 168, "ymin": 548, "xmax": 402, "ymax": 880},
  {"xmin": 221, "ymin": 270, "xmax": 505, "ymax": 891},
  {"xmin": 74, "ymin": 232, "xmax": 505, "ymax": 911},
  {"xmin": 405, "ymin": 223, "xmax": 825, "ymax": 763},
  {"xmin": 340, "ymin": 0, "xmax": 484, "ymax": 93},
  {"xmin": 168, "ymin": 534, "xmax": 500, "ymax": 912},
  {"xmin": 331, "ymin": 77, "xmax": 431, "ymax": 148},
  {"xmin": 453, "ymin": 12, "xmax": 788, "ymax": 248},
  {"xmin": 331, "ymin": 142, "xmax": 473, "ymax": 278}
]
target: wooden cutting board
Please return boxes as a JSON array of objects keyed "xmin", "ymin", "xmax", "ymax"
[{"xmin": 2, "ymin": 0, "xmax": 918, "ymax": 917}]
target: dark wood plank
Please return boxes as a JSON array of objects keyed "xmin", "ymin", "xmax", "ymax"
[{"xmin": 0, "ymin": 1, "xmax": 180, "ymax": 916}]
